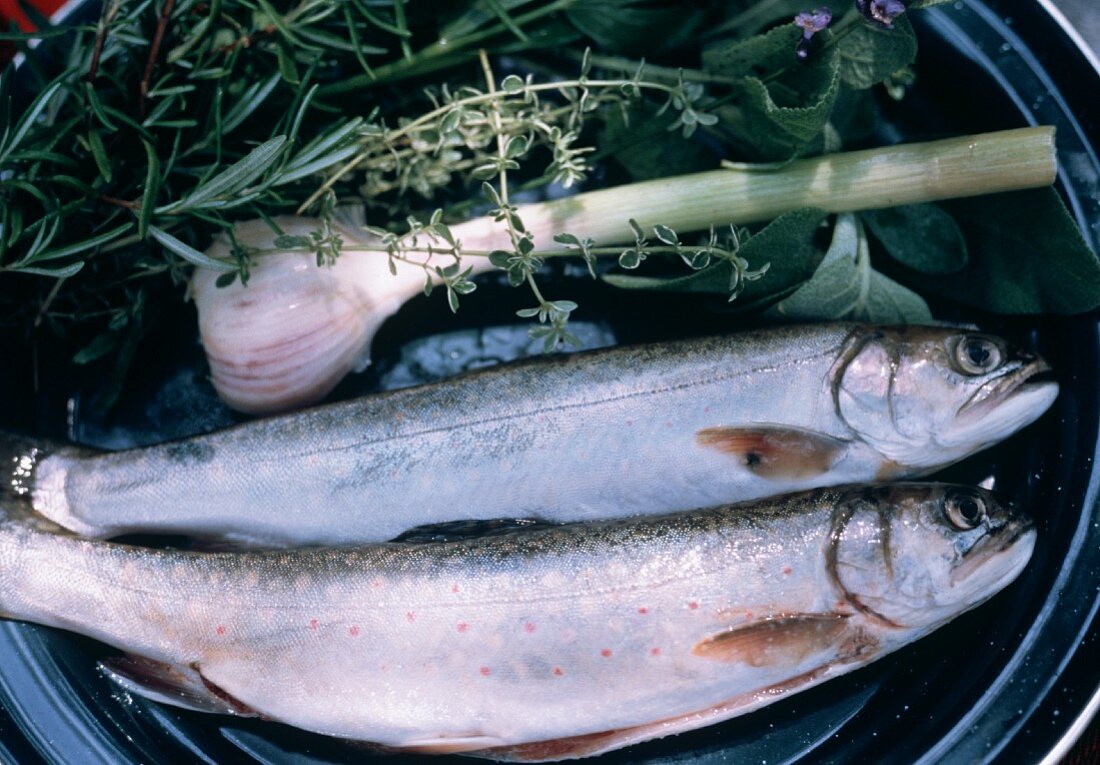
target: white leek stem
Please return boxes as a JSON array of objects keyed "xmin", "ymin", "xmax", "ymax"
[{"xmin": 193, "ymin": 127, "xmax": 1056, "ymax": 415}]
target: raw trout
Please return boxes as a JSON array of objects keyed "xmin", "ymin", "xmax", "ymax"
[
  {"xmin": 0, "ymin": 484, "xmax": 1034, "ymax": 761},
  {"xmin": 6, "ymin": 324, "xmax": 1057, "ymax": 545}
]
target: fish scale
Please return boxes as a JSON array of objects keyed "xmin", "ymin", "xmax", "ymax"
[
  {"xmin": 5, "ymin": 323, "xmax": 1058, "ymax": 546},
  {"xmin": 0, "ymin": 484, "xmax": 1034, "ymax": 760}
]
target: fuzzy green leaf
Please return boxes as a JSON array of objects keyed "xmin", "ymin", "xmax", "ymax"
[
  {"xmin": 719, "ymin": 47, "xmax": 841, "ymax": 160},
  {"xmin": 767, "ymin": 214, "xmax": 932, "ymax": 322},
  {"xmin": 837, "ymin": 14, "xmax": 918, "ymax": 90},
  {"xmin": 603, "ymin": 208, "xmax": 827, "ymax": 302},
  {"xmin": 566, "ymin": 1, "xmax": 704, "ymax": 56},
  {"xmin": 863, "ymin": 203, "xmax": 967, "ymax": 274},
  {"xmin": 907, "ymin": 188, "xmax": 1100, "ymax": 314},
  {"xmin": 702, "ymin": 23, "xmax": 800, "ymax": 77},
  {"xmin": 602, "ymin": 101, "xmax": 715, "ymax": 182}
]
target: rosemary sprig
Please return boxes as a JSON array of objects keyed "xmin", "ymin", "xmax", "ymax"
[{"xmin": 1, "ymin": 0, "xmax": 1092, "ymax": 411}]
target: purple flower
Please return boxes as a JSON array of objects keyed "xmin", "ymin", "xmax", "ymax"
[
  {"xmin": 794, "ymin": 7, "xmax": 833, "ymax": 60},
  {"xmin": 856, "ymin": 0, "xmax": 909, "ymax": 28}
]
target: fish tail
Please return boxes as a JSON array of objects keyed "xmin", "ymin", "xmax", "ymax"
[
  {"xmin": 1, "ymin": 430, "xmax": 53, "ymax": 502},
  {"xmin": 0, "ymin": 431, "xmax": 93, "ymax": 518}
]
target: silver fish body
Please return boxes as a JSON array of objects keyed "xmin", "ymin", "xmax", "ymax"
[
  {"xmin": 10, "ymin": 323, "xmax": 1057, "ymax": 545},
  {"xmin": 0, "ymin": 484, "xmax": 1035, "ymax": 760}
]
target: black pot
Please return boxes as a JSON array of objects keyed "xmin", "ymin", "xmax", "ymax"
[{"xmin": 0, "ymin": 1, "xmax": 1098, "ymax": 763}]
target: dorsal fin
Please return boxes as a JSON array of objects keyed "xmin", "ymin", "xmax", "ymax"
[{"xmin": 390, "ymin": 518, "xmax": 556, "ymax": 543}]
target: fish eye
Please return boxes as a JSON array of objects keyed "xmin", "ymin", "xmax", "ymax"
[
  {"xmin": 944, "ymin": 491, "xmax": 987, "ymax": 530},
  {"xmin": 954, "ymin": 336, "xmax": 1003, "ymax": 375}
]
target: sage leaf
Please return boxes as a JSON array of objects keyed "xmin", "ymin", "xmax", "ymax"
[
  {"xmin": 603, "ymin": 208, "xmax": 827, "ymax": 304},
  {"xmin": 601, "ymin": 101, "xmax": 715, "ymax": 182},
  {"xmin": 567, "ymin": 1, "xmax": 704, "ymax": 56},
  {"xmin": 716, "ymin": 45, "xmax": 841, "ymax": 161},
  {"xmin": 767, "ymin": 214, "xmax": 932, "ymax": 322},
  {"xmin": 863, "ymin": 203, "xmax": 967, "ymax": 274},
  {"xmin": 909, "ymin": 188, "xmax": 1100, "ymax": 314},
  {"xmin": 837, "ymin": 14, "xmax": 918, "ymax": 90},
  {"xmin": 703, "ymin": 23, "xmax": 800, "ymax": 77}
]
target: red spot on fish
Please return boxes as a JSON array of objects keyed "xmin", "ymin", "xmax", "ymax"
[
  {"xmin": 451, "ymin": 584, "xmax": 460, "ymax": 593},
  {"xmin": 524, "ymin": 622, "xmax": 537, "ymax": 633},
  {"xmin": 637, "ymin": 607, "xmax": 649, "ymax": 615},
  {"xmin": 688, "ymin": 601, "xmax": 699, "ymax": 610},
  {"xmin": 372, "ymin": 579, "xmax": 382, "ymax": 589},
  {"xmin": 553, "ymin": 667, "xmax": 564, "ymax": 676},
  {"xmin": 457, "ymin": 622, "xmax": 469, "ymax": 633},
  {"xmin": 390, "ymin": 469, "xmax": 398, "ymax": 479},
  {"xmin": 782, "ymin": 566, "xmax": 793, "ymax": 576},
  {"xmin": 626, "ymin": 419, "xmax": 633, "ymax": 427},
  {"xmin": 480, "ymin": 666, "xmax": 492, "ymax": 676},
  {"xmin": 704, "ymin": 405, "xmax": 711, "ymax": 413},
  {"xmin": 215, "ymin": 625, "xmax": 226, "ymax": 636},
  {"xmin": 601, "ymin": 648, "xmax": 613, "ymax": 658},
  {"xmin": 406, "ymin": 611, "xmax": 416, "ymax": 622},
  {"xmin": 349, "ymin": 625, "xmax": 360, "ymax": 637},
  {"xmin": 745, "ymin": 611, "xmax": 754, "ymax": 620},
  {"xmin": 309, "ymin": 619, "xmax": 319, "ymax": 631},
  {"xmin": 836, "ymin": 599, "xmax": 847, "ymax": 609},
  {"xmin": 651, "ymin": 647, "xmax": 661, "ymax": 656},
  {"xmin": 666, "ymin": 421, "xmax": 673, "ymax": 428}
]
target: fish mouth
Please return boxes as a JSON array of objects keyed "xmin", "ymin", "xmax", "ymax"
[
  {"xmin": 949, "ymin": 519, "xmax": 1036, "ymax": 598},
  {"xmin": 956, "ymin": 359, "xmax": 1057, "ymax": 421}
]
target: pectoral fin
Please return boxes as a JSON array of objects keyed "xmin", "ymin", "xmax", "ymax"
[
  {"xmin": 691, "ymin": 613, "xmax": 851, "ymax": 666},
  {"xmin": 99, "ymin": 655, "xmax": 258, "ymax": 717},
  {"xmin": 696, "ymin": 426, "xmax": 847, "ymax": 479}
]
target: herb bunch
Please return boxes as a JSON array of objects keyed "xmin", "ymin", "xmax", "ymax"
[{"xmin": 1, "ymin": 0, "xmax": 1097, "ymax": 406}]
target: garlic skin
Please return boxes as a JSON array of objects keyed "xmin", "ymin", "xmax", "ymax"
[{"xmin": 190, "ymin": 217, "xmax": 432, "ymax": 415}]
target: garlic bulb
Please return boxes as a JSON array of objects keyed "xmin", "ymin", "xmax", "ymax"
[{"xmin": 190, "ymin": 217, "xmax": 476, "ymax": 415}]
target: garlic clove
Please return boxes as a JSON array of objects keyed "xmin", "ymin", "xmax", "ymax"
[{"xmin": 190, "ymin": 217, "xmax": 423, "ymax": 415}]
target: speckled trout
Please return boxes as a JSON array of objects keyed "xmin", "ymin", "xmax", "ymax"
[
  {"xmin": 6, "ymin": 324, "xmax": 1057, "ymax": 545},
  {"xmin": 0, "ymin": 484, "xmax": 1034, "ymax": 760}
]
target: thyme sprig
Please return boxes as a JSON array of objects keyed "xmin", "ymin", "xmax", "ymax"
[{"xmin": 298, "ymin": 48, "xmax": 715, "ymax": 213}]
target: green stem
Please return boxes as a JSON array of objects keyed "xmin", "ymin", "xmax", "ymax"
[{"xmin": 444, "ymin": 127, "xmax": 1058, "ymax": 255}]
